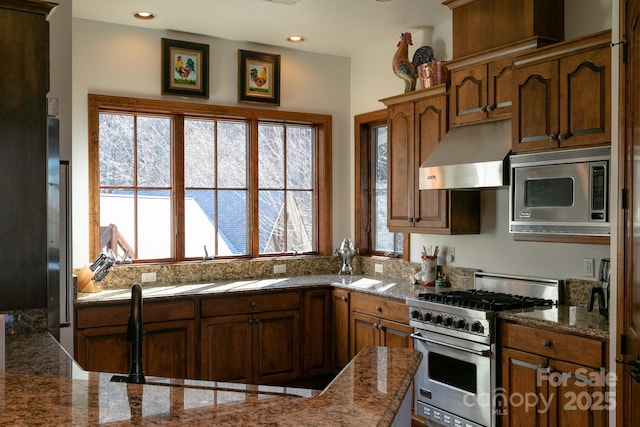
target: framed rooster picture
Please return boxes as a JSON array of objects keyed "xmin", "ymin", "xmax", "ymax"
[
  {"xmin": 161, "ymin": 38, "xmax": 209, "ymax": 98},
  {"xmin": 238, "ymin": 50, "xmax": 280, "ymax": 105}
]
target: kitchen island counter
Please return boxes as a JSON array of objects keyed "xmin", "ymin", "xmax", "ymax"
[{"xmin": 2, "ymin": 333, "xmax": 421, "ymax": 426}]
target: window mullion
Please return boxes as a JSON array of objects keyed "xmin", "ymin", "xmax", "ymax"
[
  {"xmin": 249, "ymin": 119, "xmax": 260, "ymax": 257},
  {"xmin": 173, "ymin": 114, "xmax": 185, "ymax": 261}
]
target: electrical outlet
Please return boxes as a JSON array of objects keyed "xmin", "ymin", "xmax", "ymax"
[
  {"xmin": 141, "ymin": 272, "xmax": 157, "ymax": 283},
  {"xmin": 375, "ymin": 264, "xmax": 383, "ymax": 273},
  {"xmin": 446, "ymin": 247, "xmax": 455, "ymax": 262},
  {"xmin": 274, "ymin": 264, "xmax": 287, "ymax": 274},
  {"xmin": 583, "ymin": 258, "xmax": 595, "ymax": 277}
]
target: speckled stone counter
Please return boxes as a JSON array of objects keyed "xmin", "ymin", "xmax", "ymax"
[
  {"xmin": 499, "ymin": 305, "xmax": 609, "ymax": 340},
  {"xmin": 76, "ymin": 274, "xmax": 463, "ymax": 306},
  {"xmin": 1, "ymin": 333, "xmax": 421, "ymax": 426}
]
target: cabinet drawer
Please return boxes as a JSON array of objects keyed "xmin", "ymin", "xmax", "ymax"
[
  {"xmin": 201, "ymin": 291, "xmax": 300, "ymax": 317},
  {"xmin": 500, "ymin": 322, "xmax": 605, "ymax": 368},
  {"xmin": 76, "ymin": 298, "xmax": 195, "ymax": 329},
  {"xmin": 350, "ymin": 293, "xmax": 408, "ymax": 324}
]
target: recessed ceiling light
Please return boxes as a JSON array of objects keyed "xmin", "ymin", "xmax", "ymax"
[
  {"xmin": 133, "ymin": 11, "xmax": 156, "ymax": 20},
  {"xmin": 287, "ymin": 36, "xmax": 306, "ymax": 43}
]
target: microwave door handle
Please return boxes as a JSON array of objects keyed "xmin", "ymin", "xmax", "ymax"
[{"xmin": 411, "ymin": 333, "xmax": 492, "ymax": 357}]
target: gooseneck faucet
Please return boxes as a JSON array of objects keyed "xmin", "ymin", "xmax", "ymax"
[{"xmin": 111, "ymin": 283, "xmax": 145, "ymax": 384}]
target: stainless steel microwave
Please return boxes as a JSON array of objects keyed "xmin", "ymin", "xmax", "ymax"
[{"xmin": 509, "ymin": 146, "xmax": 610, "ymax": 236}]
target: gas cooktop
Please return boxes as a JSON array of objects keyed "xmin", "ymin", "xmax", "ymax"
[{"xmin": 416, "ymin": 289, "xmax": 555, "ymax": 312}]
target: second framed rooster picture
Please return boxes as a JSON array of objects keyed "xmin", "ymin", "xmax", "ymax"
[{"xmin": 238, "ymin": 50, "xmax": 280, "ymax": 106}]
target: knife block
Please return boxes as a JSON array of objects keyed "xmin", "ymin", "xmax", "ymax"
[{"xmin": 77, "ymin": 265, "xmax": 99, "ymax": 293}]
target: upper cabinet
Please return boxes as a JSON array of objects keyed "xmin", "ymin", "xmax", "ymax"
[
  {"xmin": 449, "ymin": 57, "xmax": 513, "ymax": 126},
  {"xmin": 512, "ymin": 30, "xmax": 612, "ymax": 153},
  {"xmin": 380, "ymin": 86, "xmax": 480, "ymax": 235},
  {"xmin": 443, "ymin": 0, "xmax": 564, "ymax": 59}
]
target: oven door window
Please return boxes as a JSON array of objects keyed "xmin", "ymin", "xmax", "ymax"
[
  {"xmin": 525, "ymin": 177, "xmax": 574, "ymax": 207},
  {"xmin": 428, "ymin": 352, "xmax": 477, "ymax": 393}
]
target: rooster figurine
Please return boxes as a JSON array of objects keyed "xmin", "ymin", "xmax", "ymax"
[{"xmin": 392, "ymin": 32, "xmax": 417, "ymax": 93}]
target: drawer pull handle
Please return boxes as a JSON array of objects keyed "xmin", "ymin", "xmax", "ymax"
[
  {"xmin": 543, "ymin": 340, "xmax": 551, "ymax": 348},
  {"xmin": 375, "ymin": 306, "xmax": 382, "ymax": 312}
]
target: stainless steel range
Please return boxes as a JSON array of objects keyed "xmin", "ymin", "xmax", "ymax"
[{"xmin": 406, "ymin": 272, "xmax": 564, "ymax": 427}]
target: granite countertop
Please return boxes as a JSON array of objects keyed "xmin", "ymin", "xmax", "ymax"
[
  {"xmin": 499, "ymin": 305, "xmax": 610, "ymax": 340},
  {"xmin": 76, "ymin": 274, "xmax": 435, "ymax": 305},
  {"xmin": 1, "ymin": 333, "xmax": 421, "ymax": 426}
]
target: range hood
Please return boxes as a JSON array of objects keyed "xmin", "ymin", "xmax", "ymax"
[{"xmin": 419, "ymin": 120, "xmax": 512, "ymax": 190}]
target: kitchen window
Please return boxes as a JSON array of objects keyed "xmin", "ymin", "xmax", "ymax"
[
  {"xmin": 354, "ymin": 110, "xmax": 405, "ymax": 258},
  {"xmin": 88, "ymin": 94, "xmax": 332, "ymax": 262}
]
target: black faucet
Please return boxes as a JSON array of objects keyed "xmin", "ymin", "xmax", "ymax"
[{"xmin": 111, "ymin": 283, "xmax": 145, "ymax": 384}]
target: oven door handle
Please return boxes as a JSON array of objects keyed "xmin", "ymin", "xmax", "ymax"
[{"xmin": 411, "ymin": 333, "xmax": 492, "ymax": 357}]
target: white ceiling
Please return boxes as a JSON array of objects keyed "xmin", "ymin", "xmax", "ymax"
[{"xmin": 72, "ymin": 0, "xmax": 452, "ymax": 58}]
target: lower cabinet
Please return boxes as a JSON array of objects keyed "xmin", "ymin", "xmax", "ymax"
[
  {"xmin": 303, "ymin": 288, "xmax": 332, "ymax": 377},
  {"xmin": 499, "ymin": 321, "xmax": 608, "ymax": 427},
  {"xmin": 75, "ymin": 299, "xmax": 196, "ymax": 378},
  {"xmin": 199, "ymin": 291, "xmax": 301, "ymax": 384},
  {"xmin": 350, "ymin": 293, "xmax": 413, "ymax": 358},
  {"xmin": 331, "ymin": 289, "xmax": 350, "ymax": 372}
]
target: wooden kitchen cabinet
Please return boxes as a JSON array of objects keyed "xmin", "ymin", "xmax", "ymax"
[
  {"xmin": 449, "ymin": 57, "xmax": 513, "ymax": 126},
  {"xmin": 200, "ymin": 291, "xmax": 301, "ymax": 384},
  {"xmin": 512, "ymin": 30, "xmax": 611, "ymax": 153},
  {"xmin": 380, "ymin": 86, "xmax": 480, "ymax": 234},
  {"xmin": 350, "ymin": 293, "xmax": 412, "ymax": 358},
  {"xmin": 0, "ymin": 0, "xmax": 57, "ymax": 312},
  {"xmin": 75, "ymin": 299, "xmax": 196, "ymax": 378},
  {"xmin": 331, "ymin": 289, "xmax": 350, "ymax": 372},
  {"xmin": 302, "ymin": 288, "xmax": 331, "ymax": 377},
  {"xmin": 500, "ymin": 321, "xmax": 608, "ymax": 427}
]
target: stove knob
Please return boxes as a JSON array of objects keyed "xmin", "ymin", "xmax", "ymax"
[
  {"xmin": 411, "ymin": 310, "xmax": 422, "ymax": 320},
  {"xmin": 444, "ymin": 317, "xmax": 454, "ymax": 327},
  {"xmin": 434, "ymin": 314, "xmax": 444, "ymax": 324},
  {"xmin": 456, "ymin": 319, "xmax": 467, "ymax": 330},
  {"xmin": 471, "ymin": 321, "xmax": 484, "ymax": 334},
  {"xmin": 424, "ymin": 312, "xmax": 433, "ymax": 322}
]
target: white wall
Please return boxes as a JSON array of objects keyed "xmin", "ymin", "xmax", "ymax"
[
  {"xmin": 70, "ymin": 19, "xmax": 351, "ymax": 267},
  {"xmin": 350, "ymin": 0, "xmax": 613, "ymax": 279}
]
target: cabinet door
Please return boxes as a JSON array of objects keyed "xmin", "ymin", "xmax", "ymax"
[
  {"xmin": 75, "ymin": 325, "xmax": 128, "ymax": 374},
  {"xmin": 378, "ymin": 319, "xmax": 412, "ymax": 349},
  {"xmin": 303, "ymin": 289, "xmax": 331, "ymax": 377},
  {"xmin": 513, "ymin": 60, "xmax": 560, "ymax": 152},
  {"xmin": 144, "ymin": 320, "xmax": 196, "ymax": 379},
  {"xmin": 559, "ymin": 46, "xmax": 611, "ymax": 148},
  {"xmin": 387, "ymin": 102, "xmax": 415, "ymax": 231},
  {"xmin": 500, "ymin": 347, "xmax": 549, "ymax": 427},
  {"xmin": 450, "ymin": 64, "xmax": 488, "ymax": 126},
  {"xmin": 488, "ymin": 58, "xmax": 513, "ymax": 120},
  {"xmin": 413, "ymin": 96, "xmax": 449, "ymax": 230},
  {"xmin": 253, "ymin": 309, "xmax": 301, "ymax": 384},
  {"xmin": 331, "ymin": 289, "xmax": 350, "ymax": 372},
  {"xmin": 547, "ymin": 359, "xmax": 607, "ymax": 427},
  {"xmin": 350, "ymin": 311, "xmax": 380, "ymax": 358},
  {"xmin": 200, "ymin": 314, "xmax": 252, "ymax": 383}
]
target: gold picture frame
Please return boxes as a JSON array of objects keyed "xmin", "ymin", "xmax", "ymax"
[{"xmin": 238, "ymin": 50, "xmax": 281, "ymax": 105}]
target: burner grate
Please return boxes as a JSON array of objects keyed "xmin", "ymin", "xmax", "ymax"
[{"xmin": 417, "ymin": 290, "xmax": 554, "ymax": 312}]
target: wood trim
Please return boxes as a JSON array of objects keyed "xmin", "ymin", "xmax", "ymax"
[
  {"xmin": 512, "ymin": 233, "xmax": 610, "ymax": 245},
  {"xmin": 0, "ymin": 0, "xmax": 57, "ymax": 15},
  {"xmin": 513, "ymin": 30, "xmax": 612, "ymax": 68}
]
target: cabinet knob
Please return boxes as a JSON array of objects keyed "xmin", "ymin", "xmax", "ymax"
[
  {"xmin": 548, "ymin": 133, "xmax": 558, "ymax": 141},
  {"xmin": 375, "ymin": 306, "xmax": 382, "ymax": 312},
  {"xmin": 558, "ymin": 133, "xmax": 567, "ymax": 141},
  {"xmin": 251, "ymin": 301, "xmax": 257, "ymax": 307},
  {"xmin": 480, "ymin": 106, "xmax": 487, "ymax": 113},
  {"xmin": 248, "ymin": 319, "xmax": 253, "ymax": 324},
  {"xmin": 543, "ymin": 340, "xmax": 551, "ymax": 348},
  {"xmin": 341, "ymin": 297, "xmax": 348, "ymax": 302},
  {"xmin": 373, "ymin": 323, "xmax": 378, "ymax": 329},
  {"xmin": 486, "ymin": 104, "xmax": 495, "ymax": 112},
  {"xmin": 254, "ymin": 318, "xmax": 260, "ymax": 323}
]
